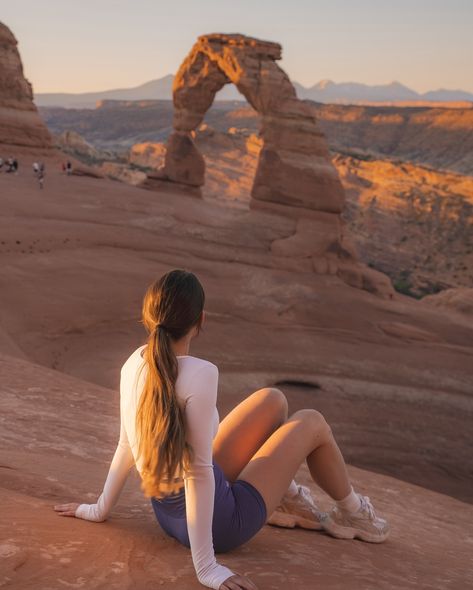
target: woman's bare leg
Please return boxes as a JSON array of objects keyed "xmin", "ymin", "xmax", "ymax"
[
  {"xmin": 237, "ymin": 409, "xmax": 352, "ymax": 516},
  {"xmin": 213, "ymin": 387, "xmax": 288, "ymax": 482}
]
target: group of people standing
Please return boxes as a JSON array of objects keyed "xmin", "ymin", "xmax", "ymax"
[
  {"xmin": 62, "ymin": 160, "xmax": 73, "ymax": 175},
  {"xmin": 0, "ymin": 157, "xmax": 74, "ymax": 190},
  {"xmin": 0, "ymin": 156, "xmax": 19, "ymax": 173}
]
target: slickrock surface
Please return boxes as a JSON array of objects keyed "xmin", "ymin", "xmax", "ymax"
[
  {"xmin": 422, "ymin": 287, "xmax": 473, "ymax": 318},
  {"xmin": 1, "ymin": 159, "xmax": 472, "ymax": 499},
  {"xmin": 0, "ymin": 22, "xmax": 52, "ymax": 150},
  {"xmin": 1, "ymin": 353, "xmax": 472, "ymax": 589}
]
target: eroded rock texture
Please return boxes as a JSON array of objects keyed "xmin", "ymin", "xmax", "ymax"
[
  {"xmin": 0, "ymin": 22, "xmax": 52, "ymax": 149},
  {"xmin": 161, "ymin": 33, "xmax": 344, "ymax": 212},
  {"xmin": 151, "ymin": 34, "xmax": 392, "ymax": 297}
]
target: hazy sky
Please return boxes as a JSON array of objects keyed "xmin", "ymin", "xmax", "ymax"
[{"xmin": 2, "ymin": 0, "xmax": 472, "ymax": 94}]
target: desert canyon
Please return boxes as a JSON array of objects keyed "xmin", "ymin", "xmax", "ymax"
[{"xmin": 1, "ymin": 23, "xmax": 472, "ymax": 589}]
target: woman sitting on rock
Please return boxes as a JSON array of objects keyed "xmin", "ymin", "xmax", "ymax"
[{"xmin": 54, "ymin": 269, "xmax": 389, "ymax": 590}]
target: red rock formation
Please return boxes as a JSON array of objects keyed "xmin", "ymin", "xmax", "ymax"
[
  {"xmin": 150, "ymin": 34, "xmax": 392, "ymax": 298},
  {"xmin": 0, "ymin": 22, "xmax": 52, "ymax": 149},
  {"xmin": 422, "ymin": 287, "xmax": 473, "ymax": 320},
  {"xmin": 161, "ymin": 33, "xmax": 344, "ymax": 215}
]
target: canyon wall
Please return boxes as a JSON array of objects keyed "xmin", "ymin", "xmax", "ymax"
[{"xmin": 0, "ymin": 22, "xmax": 52, "ymax": 150}]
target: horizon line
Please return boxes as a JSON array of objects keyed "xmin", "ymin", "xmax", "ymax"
[{"xmin": 33, "ymin": 75, "xmax": 473, "ymax": 97}]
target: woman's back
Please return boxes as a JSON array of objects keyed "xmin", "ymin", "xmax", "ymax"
[{"xmin": 120, "ymin": 345, "xmax": 220, "ymax": 477}]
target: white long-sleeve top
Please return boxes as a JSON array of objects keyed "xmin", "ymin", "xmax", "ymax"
[{"xmin": 75, "ymin": 346, "xmax": 234, "ymax": 589}]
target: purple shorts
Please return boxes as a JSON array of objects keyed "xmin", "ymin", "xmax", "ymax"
[{"xmin": 150, "ymin": 461, "xmax": 267, "ymax": 553}]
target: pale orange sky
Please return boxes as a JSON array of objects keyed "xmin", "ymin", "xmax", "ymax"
[{"xmin": 3, "ymin": 0, "xmax": 472, "ymax": 94}]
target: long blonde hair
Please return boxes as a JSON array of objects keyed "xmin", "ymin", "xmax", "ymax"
[{"xmin": 136, "ymin": 270, "xmax": 205, "ymax": 498}]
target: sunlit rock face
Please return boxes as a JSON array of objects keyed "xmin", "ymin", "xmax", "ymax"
[
  {"xmin": 147, "ymin": 33, "xmax": 393, "ymax": 298},
  {"xmin": 0, "ymin": 21, "xmax": 52, "ymax": 149},
  {"xmin": 161, "ymin": 33, "xmax": 345, "ymax": 215}
]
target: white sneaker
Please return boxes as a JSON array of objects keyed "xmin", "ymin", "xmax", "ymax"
[
  {"xmin": 267, "ymin": 485, "xmax": 329, "ymax": 530},
  {"xmin": 323, "ymin": 494, "xmax": 390, "ymax": 543}
]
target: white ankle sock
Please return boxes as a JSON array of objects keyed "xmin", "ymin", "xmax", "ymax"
[
  {"xmin": 336, "ymin": 487, "xmax": 361, "ymax": 513},
  {"xmin": 287, "ymin": 480, "xmax": 299, "ymax": 498}
]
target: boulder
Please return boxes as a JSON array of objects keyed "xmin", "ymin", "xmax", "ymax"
[
  {"xmin": 422, "ymin": 287, "xmax": 473, "ymax": 319},
  {"xmin": 337, "ymin": 263, "xmax": 395, "ymax": 299}
]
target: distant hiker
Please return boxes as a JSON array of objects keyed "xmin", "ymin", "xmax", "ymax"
[
  {"xmin": 66, "ymin": 161, "xmax": 72, "ymax": 176},
  {"xmin": 12, "ymin": 159, "xmax": 18, "ymax": 174},
  {"xmin": 61, "ymin": 162, "xmax": 66, "ymax": 173},
  {"xmin": 33, "ymin": 162, "xmax": 39, "ymax": 176},
  {"xmin": 0, "ymin": 157, "xmax": 3, "ymax": 172},
  {"xmin": 6, "ymin": 157, "xmax": 13, "ymax": 173},
  {"xmin": 38, "ymin": 162, "xmax": 45, "ymax": 189}
]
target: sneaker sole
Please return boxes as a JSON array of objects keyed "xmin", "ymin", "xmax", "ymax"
[
  {"xmin": 267, "ymin": 512, "xmax": 324, "ymax": 531},
  {"xmin": 322, "ymin": 521, "xmax": 390, "ymax": 543}
]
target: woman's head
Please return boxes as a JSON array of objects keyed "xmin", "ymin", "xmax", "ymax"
[
  {"xmin": 136, "ymin": 269, "xmax": 205, "ymax": 498},
  {"xmin": 142, "ymin": 269, "xmax": 205, "ymax": 342}
]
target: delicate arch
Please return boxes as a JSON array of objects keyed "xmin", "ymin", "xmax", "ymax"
[{"xmin": 161, "ymin": 33, "xmax": 345, "ymax": 214}]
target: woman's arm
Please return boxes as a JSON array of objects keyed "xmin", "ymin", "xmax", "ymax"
[
  {"xmin": 55, "ymin": 365, "xmax": 136, "ymax": 522},
  {"xmin": 183, "ymin": 363, "xmax": 234, "ymax": 590},
  {"xmin": 74, "ymin": 415, "xmax": 135, "ymax": 522}
]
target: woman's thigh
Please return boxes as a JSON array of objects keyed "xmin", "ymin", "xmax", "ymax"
[
  {"xmin": 213, "ymin": 387, "xmax": 288, "ymax": 482},
  {"xmin": 237, "ymin": 409, "xmax": 330, "ymax": 516}
]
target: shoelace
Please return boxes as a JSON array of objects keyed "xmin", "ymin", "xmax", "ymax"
[
  {"xmin": 298, "ymin": 486, "xmax": 325, "ymax": 518},
  {"xmin": 359, "ymin": 495, "xmax": 376, "ymax": 519},
  {"xmin": 298, "ymin": 485, "xmax": 316, "ymax": 507}
]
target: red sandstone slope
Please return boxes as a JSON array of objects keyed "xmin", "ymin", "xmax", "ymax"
[
  {"xmin": 1, "ymin": 158, "xmax": 472, "ymax": 502},
  {"xmin": 1, "ymin": 353, "xmax": 472, "ymax": 589}
]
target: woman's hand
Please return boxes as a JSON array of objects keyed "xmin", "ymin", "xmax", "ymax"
[
  {"xmin": 53, "ymin": 502, "xmax": 80, "ymax": 517},
  {"xmin": 219, "ymin": 574, "xmax": 258, "ymax": 590}
]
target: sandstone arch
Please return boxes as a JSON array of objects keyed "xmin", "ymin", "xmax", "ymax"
[
  {"xmin": 161, "ymin": 33, "xmax": 345, "ymax": 215},
  {"xmin": 153, "ymin": 33, "xmax": 393, "ymax": 298}
]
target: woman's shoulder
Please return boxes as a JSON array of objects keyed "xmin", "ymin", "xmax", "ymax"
[
  {"xmin": 177, "ymin": 357, "xmax": 219, "ymax": 403},
  {"xmin": 178, "ymin": 355, "xmax": 218, "ymax": 376},
  {"xmin": 120, "ymin": 344, "xmax": 146, "ymax": 375},
  {"xmin": 120, "ymin": 347, "xmax": 218, "ymax": 375}
]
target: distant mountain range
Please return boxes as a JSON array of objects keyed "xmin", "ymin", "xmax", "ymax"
[
  {"xmin": 35, "ymin": 75, "xmax": 473, "ymax": 109},
  {"xmin": 292, "ymin": 80, "xmax": 473, "ymax": 104}
]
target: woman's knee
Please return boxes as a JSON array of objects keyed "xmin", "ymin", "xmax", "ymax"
[
  {"xmin": 255, "ymin": 387, "xmax": 288, "ymax": 419},
  {"xmin": 291, "ymin": 408, "xmax": 332, "ymax": 440}
]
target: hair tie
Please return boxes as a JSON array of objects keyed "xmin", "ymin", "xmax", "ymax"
[{"xmin": 155, "ymin": 323, "xmax": 167, "ymax": 332}]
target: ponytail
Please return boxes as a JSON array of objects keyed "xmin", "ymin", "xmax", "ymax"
[{"xmin": 135, "ymin": 270, "xmax": 204, "ymax": 498}]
